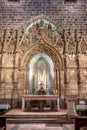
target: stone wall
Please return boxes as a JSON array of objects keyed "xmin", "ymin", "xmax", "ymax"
[
  {"xmin": 0, "ymin": 0, "xmax": 87, "ymax": 107},
  {"xmin": 0, "ymin": 0, "xmax": 87, "ymax": 33}
]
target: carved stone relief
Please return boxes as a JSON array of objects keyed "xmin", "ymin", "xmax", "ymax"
[
  {"xmin": 2, "ymin": 54, "xmax": 14, "ymax": 67},
  {"xmin": 20, "ymin": 42, "xmax": 63, "ymax": 71},
  {"xmin": 79, "ymin": 34, "xmax": 87, "ymax": 54},
  {"xmin": 5, "ymin": 70, "xmax": 13, "ymax": 82},
  {"xmin": 66, "ymin": 69, "xmax": 77, "ymax": 82},
  {"xmin": 80, "ymin": 84, "xmax": 87, "ymax": 98},
  {"xmin": 67, "ymin": 34, "xmax": 76, "ymax": 54},
  {"xmin": 66, "ymin": 54, "xmax": 76, "ymax": 67},
  {"xmin": 78, "ymin": 54, "xmax": 87, "ymax": 67},
  {"xmin": 0, "ymin": 18, "xmax": 87, "ymax": 100},
  {"xmin": 1, "ymin": 70, "xmax": 5, "ymax": 83},
  {"xmin": 68, "ymin": 83, "xmax": 78, "ymax": 95},
  {"xmin": 79, "ymin": 69, "xmax": 87, "ymax": 82}
]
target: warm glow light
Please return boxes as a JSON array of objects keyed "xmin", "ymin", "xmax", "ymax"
[
  {"xmin": 29, "ymin": 69, "xmax": 33, "ymax": 80},
  {"xmin": 29, "ymin": 53, "xmax": 54, "ymax": 94}
]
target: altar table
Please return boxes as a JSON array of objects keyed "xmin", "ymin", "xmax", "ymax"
[{"xmin": 22, "ymin": 95, "xmax": 59, "ymax": 111}]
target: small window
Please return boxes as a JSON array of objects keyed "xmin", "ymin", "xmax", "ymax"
[
  {"xmin": 65, "ymin": 0, "xmax": 76, "ymax": 2},
  {"xmin": 8, "ymin": 0, "xmax": 20, "ymax": 2}
]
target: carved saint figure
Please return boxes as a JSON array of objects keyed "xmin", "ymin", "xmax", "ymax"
[{"xmin": 38, "ymin": 82, "xmax": 46, "ymax": 95}]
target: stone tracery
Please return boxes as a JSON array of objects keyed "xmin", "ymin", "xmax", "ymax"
[{"xmin": 0, "ymin": 18, "xmax": 87, "ymax": 106}]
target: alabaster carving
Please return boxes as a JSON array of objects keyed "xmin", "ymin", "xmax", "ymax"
[
  {"xmin": 68, "ymin": 83, "xmax": 78, "ymax": 95},
  {"xmin": 67, "ymin": 69, "xmax": 77, "ymax": 82},
  {"xmin": 66, "ymin": 54, "xmax": 76, "ymax": 67},
  {"xmin": 80, "ymin": 85, "xmax": 87, "ymax": 97},
  {"xmin": 1, "ymin": 70, "xmax": 5, "ymax": 82},
  {"xmin": 79, "ymin": 34, "xmax": 87, "ymax": 54},
  {"xmin": 80, "ymin": 69, "xmax": 87, "ymax": 82},
  {"xmin": 5, "ymin": 70, "xmax": 13, "ymax": 82},
  {"xmin": 79, "ymin": 54, "xmax": 87, "ymax": 67},
  {"xmin": 0, "ymin": 19, "xmax": 87, "ymax": 99},
  {"xmin": 67, "ymin": 35, "xmax": 76, "ymax": 54}
]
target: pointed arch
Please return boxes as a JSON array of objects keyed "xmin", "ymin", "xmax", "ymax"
[
  {"xmin": 20, "ymin": 42, "xmax": 64, "ymax": 70},
  {"xmin": 18, "ymin": 16, "xmax": 64, "ymax": 96}
]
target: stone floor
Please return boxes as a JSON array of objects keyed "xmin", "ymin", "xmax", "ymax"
[{"xmin": 7, "ymin": 123, "xmax": 74, "ymax": 130}]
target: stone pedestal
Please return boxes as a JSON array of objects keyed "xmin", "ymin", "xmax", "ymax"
[{"xmin": 67, "ymin": 95, "xmax": 77, "ymax": 118}]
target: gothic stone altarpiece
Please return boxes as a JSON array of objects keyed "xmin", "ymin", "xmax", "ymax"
[{"xmin": 0, "ymin": 18, "xmax": 87, "ymax": 107}]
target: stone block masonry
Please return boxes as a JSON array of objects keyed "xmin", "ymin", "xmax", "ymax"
[
  {"xmin": 0, "ymin": 0, "xmax": 87, "ymax": 108},
  {"xmin": 0, "ymin": 0, "xmax": 86, "ymax": 33}
]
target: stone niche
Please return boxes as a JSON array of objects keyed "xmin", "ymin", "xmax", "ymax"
[{"xmin": 29, "ymin": 53, "xmax": 54, "ymax": 95}]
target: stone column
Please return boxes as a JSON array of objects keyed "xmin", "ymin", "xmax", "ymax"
[
  {"xmin": 22, "ymin": 68, "xmax": 25, "ymax": 94},
  {"xmin": 54, "ymin": 65, "xmax": 60, "ymax": 95},
  {"xmin": 57, "ymin": 69, "xmax": 60, "ymax": 95},
  {"xmin": 57, "ymin": 97, "xmax": 60, "ymax": 110},
  {"xmin": 26, "ymin": 67, "xmax": 29, "ymax": 94},
  {"xmin": 56, "ymin": 69, "xmax": 58, "ymax": 93},
  {"xmin": 76, "ymin": 54, "xmax": 80, "ymax": 99},
  {"xmin": 22, "ymin": 97, "xmax": 25, "ymax": 110},
  {"xmin": 64, "ymin": 54, "xmax": 67, "ymax": 99},
  {"xmin": 63, "ymin": 30, "xmax": 68, "ymax": 99},
  {"xmin": 59, "ymin": 69, "xmax": 61, "ymax": 98},
  {"xmin": 54, "ymin": 67, "xmax": 57, "ymax": 95},
  {"xmin": 24, "ymin": 68, "xmax": 28, "ymax": 95}
]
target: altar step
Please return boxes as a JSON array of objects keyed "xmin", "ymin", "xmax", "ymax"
[
  {"xmin": 6, "ymin": 115, "xmax": 73, "ymax": 124},
  {"xmin": 7, "ymin": 118, "xmax": 73, "ymax": 124},
  {"xmin": 5, "ymin": 109, "xmax": 74, "ymax": 124}
]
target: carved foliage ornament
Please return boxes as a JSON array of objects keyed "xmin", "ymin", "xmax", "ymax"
[
  {"xmin": 67, "ymin": 34, "xmax": 76, "ymax": 54},
  {"xmin": 80, "ymin": 35, "xmax": 87, "ymax": 54},
  {"xmin": 0, "ymin": 24, "xmax": 87, "ymax": 56}
]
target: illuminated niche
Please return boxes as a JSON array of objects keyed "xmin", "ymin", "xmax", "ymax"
[{"xmin": 29, "ymin": 53, "xmax": 54, "ymax": 95}]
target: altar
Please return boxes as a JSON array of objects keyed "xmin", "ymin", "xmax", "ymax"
[{"xmin": 22, "ymin": 95, "xmax": 59, "ymax": 111}]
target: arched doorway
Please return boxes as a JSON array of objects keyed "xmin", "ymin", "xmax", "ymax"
[{"xmin": 29, "ymin": 53, "xmax": 54, "ymax": 95}]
